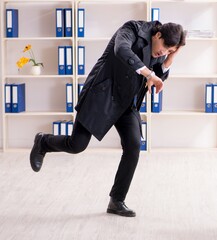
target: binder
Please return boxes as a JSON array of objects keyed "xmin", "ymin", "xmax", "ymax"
[
  {"xmin": 213, "ymin": 83, "xmax": 217, "ymax": 113},
  {"xmin": 6, "ymin": 9, "xmax": 19, "ymax": 38},
  {"xmin": 78, "ymin": 46, "xmax": 85, "ymax": 75},
  {"xmin": 5, "ymin": 84, "xmax": 12, "ymax": 113},
  {"xmin": 65, "ymin": 46, "xmax": 73, "ymax": 75},
  {"xmin": 60, "ymin": 120, "xmax": 68, "ymax": 135},
  {"xmin": 58, "ymin": 46, "xmax": 65, "ymax": 75},
  {"xmin": 64, "ymin": 8, "xmax": 72, "ymax": 37},
  {"xmin": 78, "ymin": 8, "xmax": 85, "ymax": 37},
  {"xmin": 53, "ymin": 120, "xmax": 61, "ymax": 135},
  {"xmin": 66, "ymin": 120, "xmax": 73, "ymax": 136},
  {"xmin": 78, "ymin": 83, "xmax": 84, "ymax": 95},
  {"xmin": 12, "ymin": 83, "xmax": 25, "ymax": 113},
  {"xmin": 151, "ymin": 86, "xmax": 163, "ymax": 113},
  {"xmin": 151, "ymin": 8, "xmax": 160, "ymax": 21},
  {"xmin": 56, "ymin": 8, "xmax": 64, "ymax": 37},
  {"xmin": 205, "ymin": 83, "xmax": 213, "ymax": 113},
  {"xmin": 140, "ymin": 122, "xmax": 147, "ymax": 151},
  {"xmin": 140, "ymin": 95, "xmax": 146, "ymax": 112},
  {"xmin": 66, "ymin": 83, "xmax": 73, "ymax": 112}
]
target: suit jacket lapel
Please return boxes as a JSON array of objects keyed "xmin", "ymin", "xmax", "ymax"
[
  {"xmin": 137, "ymin": 22, "xmax": 152, "ymax": 68},
  {"xmin": 142, "ymin": 46, "xmax": 151, "ymax": 68}
]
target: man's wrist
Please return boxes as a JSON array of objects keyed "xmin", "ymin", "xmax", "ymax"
[{"xmin": 146, "ymin": 71, "xmax": 155, "ymax": 80}]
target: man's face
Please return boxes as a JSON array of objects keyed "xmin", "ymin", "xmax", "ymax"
[{"xmin": 151, "ymin": 32, "xmax": 177, "ymax": 58}]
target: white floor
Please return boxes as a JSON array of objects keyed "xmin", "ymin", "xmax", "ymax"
[{"xmin": 1, "ymin": 150, "xmax": 217, "ymax": 240}]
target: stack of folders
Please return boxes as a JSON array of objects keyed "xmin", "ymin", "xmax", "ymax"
[
  {"xmin": 187, "ymin": 30, "xmax": 215, "ymax": 38},
  {"xmin": 58, "ymin": 46, "xmax": 73, "ymax": 75},
  {"xmin": 205, "ymin": 83, "xmax": 217, "ymax": 113},
  {"xmin": 6, "ymin": 9, "xmax": 19, "ymax": 37},
  {"xmin": 140, "ymin": 121, "xmax": 147, "ymax": 151},
  {"xmin": 66, "ymin": 83, "xmax": 73, "ymax": 112},
  {"xmin": 53, "ymin": 120, "xmax": 73, "ymax": 136},
  {"xmin": 5, "ymin": 83, "xmax": 25, "ymax": 113},
  {"xmin": 77, "ymin": 8, "xmax": 85, "ymax": 37},
  {"xmin": 151, "ymin": 86, "xmax": 163, "ymax": 113},
  {"xmin": 140, "ymin": 95, "xmax": 147, "ymax": 112},
  {"xmin": 56, "ymin": 8, "xmax": 73, "ymax": 37}
]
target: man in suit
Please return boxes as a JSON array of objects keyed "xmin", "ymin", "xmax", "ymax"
[{"xmin": 30, "ymin": 20, "xmax": 186, "ymax": 217}]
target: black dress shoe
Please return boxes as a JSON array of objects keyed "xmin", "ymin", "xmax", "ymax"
[
  {"xmin": 30, "ymin": 133, "xmax": 46, "ymax": 172},
  {"xmin": 107, "ymin": 198, "xmax": 136, "ymax": 217}
]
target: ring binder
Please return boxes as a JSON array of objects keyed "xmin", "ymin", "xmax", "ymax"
[
  {"xmin": 78, "ymin": 8, "xmax": 85, "ymax": 37},
  {"xmin": 6, "ymin": 9, "xmax": 19, "ymax": 38},
  {"xmin": 56, "ymin": 8, "xmax": 64, "ymax": 37},
  {"xmin": 78, "ymin": 46, "xmax": 85, "ymax": 75}
]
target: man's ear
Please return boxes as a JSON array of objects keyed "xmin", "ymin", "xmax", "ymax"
[{"xmin": 156, "ymin": 32, "xmax": 162, "ymax": 39}]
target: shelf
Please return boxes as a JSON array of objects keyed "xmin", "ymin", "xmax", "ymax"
[
  {"xmin": 169, "ymin": 74, "xmax": 217, "ymax": 78},
  {"xmin": 5, "ymin": 112, "xmax": 74, "ymax": 116},
  {"xmin": 3, "ymin": 0, "xmax": 72, "ymax": 3},
  {"xmin": 151, "ymin": 0, "xmax": 217, "ymax": 3},
  {"xmin": 3, "ymin": 37, "xmax": 74, "ymax": 41},
  {"xmin": 77, "ymin": 0, "xmax": 148, "ymax": 4},
  {"xmin": 77, "ymin": 75, "xmax": 88, "ymax": 78},
  {"xmin": 151, "ymin": 110, "xmax": 217, "ymax": 116},
  {"xmin": 187, "ymin": 37, "xmax": 217, "ymax": 41},
  {"xmin": 77, "ymin": 74, "xmax": 217, "ymax": 80},
  {"xmin": 77, "ymin": 37, "xmax": 111, "ymax": 41},
  {"xmin": 5, "ymin": 75, "xmax": 74, "ymax": 79},
  {"xmin": 150, "ymin": 147, "xmax": 217, "ymax": 152}
]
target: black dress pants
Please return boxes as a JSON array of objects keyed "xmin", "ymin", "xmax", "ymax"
[{"xmin": 42, "ymin": 108, "xmax": 141, "ymax": 201}]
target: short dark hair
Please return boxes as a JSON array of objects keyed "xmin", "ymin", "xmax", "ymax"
[{"xmin": 152, "ymin": 22, "xmax": 187, "ymax": 48}]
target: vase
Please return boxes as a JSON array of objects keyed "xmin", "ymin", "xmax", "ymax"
[{"xmin": 31, "ymin": 65, "xmax": 41, "ymax": 75}]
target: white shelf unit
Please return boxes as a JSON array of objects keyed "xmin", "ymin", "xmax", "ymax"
[
  {"xmin": 149, "ymin": 0, "xmax": 217, "ymax": 151},
  {"xmin": 0, "ymin": 0, "xmax": 75, "ymax": 151},
  {"xmin": 1, "ymin": 0, "xmax": 217, "ymax": 151}
]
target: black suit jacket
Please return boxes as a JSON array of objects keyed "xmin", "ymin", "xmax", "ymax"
[{"xmin": 75, "ymin": 20, "xmax": 169, "ymax": 141}]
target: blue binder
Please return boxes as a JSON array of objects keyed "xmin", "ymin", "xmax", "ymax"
[
  {"xmin": 6, "ymin": 9, "xmax": 19, "ymax": 38},
  {"xmin": 140, "ymin": 95, "xmax": 146, "ymax": 112},
  {"xmin": 78, "ymin": 83, "xmax": 84, "ymax": 95},
  {"xmin": 5, "ymin": 84, "xmax": 12, "ymax": 113},
  {"xmin": 53, "ymin": 120, "xmax": 61, "ymax": 135},
  {"xmin": 56, "ymin": 8, "xmax": 64, "ymax": 37},
  {"xmin": 60, "ymin": 120, "xmax": 68, "ymax": 135},
  {"xmin": 205, "ymin": 83, "xmax": 213, "ymax": 113},
  {"xmin": 66, "ymin": 120, "xmax": 73, "ymax": 136},
  {"xmin": 65, "ymin": 46, "xmax": 73, "ymax": 75},
  {"xmin": 140, "ymin": 122, "xmax": 147, "ymax": 151},
  {"xmin": 78, "ymin": 46, "xmax": 85, "ymax": 75},
  {"xmin": 151, "ymin": 8, "xmax": 160, "ymax": 21},
  {"xmin": 12, "ymin": 83, "xmax": 25, "ymax": 113},
  {"xmin": 58, "ymin": 46, "xmax": 65, "ymax": 75},
  {"xmin": 213, "ymin": 83, "xmax": 217, "ymax": 113},
  {"xmin": 78, "ymin": 8, "xmax": 85, "ymax": 37},
  {"xmin": 151, "ymin": 86, "xmax": 163, "ymax": 113},
  {"xmin": 64, "ymin": 8, "xmax": 72, "ymax": 37},
  {"xmin": 66, "ymin": 83, "xmax": 73, "ymax": 112}
]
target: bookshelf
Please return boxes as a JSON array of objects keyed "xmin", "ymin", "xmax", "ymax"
[
  {"xmin": 149, "ymin": 0, "xmax": 217, "ymax": 151},
  {"xmin": 1, "ymin": 0, "xmax": 217, "ymax": 151},
  {"xmin": 0, "ymin": 0, "xmax": 75, "ymax": 150}
]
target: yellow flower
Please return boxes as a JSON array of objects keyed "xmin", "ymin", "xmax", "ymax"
[
  {"xmin": 16, "ymin": 44, "xmax": 43, "ymax": 70},
  {"xmin": 23, "ymin": 44, "xmax": 32, "ymax": 52},
  {"xmin": 16, "ymin": 57, "xmax": 30, "ymax": 69}
]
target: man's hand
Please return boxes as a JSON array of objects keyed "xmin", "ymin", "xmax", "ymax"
[
  {"xmin": 146, "ymin": 75, "xmax": 163, "ymax": 94},
  {"xmin": 163, "ymin": 46, "xmax": 183, "ymax": 68},
  {"xmin": 140, "ymin": 67, "xmax": 164, "ymax": 94}
]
